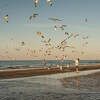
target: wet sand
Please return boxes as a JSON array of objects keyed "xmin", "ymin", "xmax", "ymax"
[
  {"xmin": 0, "ymin": 70, "xmax": 100, "ymax": 100},
  {"xmin": 60, "ymin": 72, "xmax": 100, "ymax": 92},
  {"xmin": 0, "ymin": 64, "xmax": 100, "ymax": 78},
  {"xmin": 59, "ymin": 72, "xmax": 100, "ymax": 100},
  {"xmin": 1, "ymin": 92, "xmax": 100, "ymax": 100}
]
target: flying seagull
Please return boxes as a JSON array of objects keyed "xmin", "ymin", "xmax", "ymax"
[
  {"xmin": 3, "ymin": 14, "xmax": 8, "ymax": 23},
  {"xmin": 46, "ymin": 0, "xmax": 56, "ymax": 6},
  {"xmin": 48, "ymin": 17, "xmax": 62, "ymax": 21},
  {"xmin": 33, "ymin": 0, "xmax": 39, "ymax": 7},
  {"xmin": 29, "ymin": 13, "xmax": 39, "ymax": 21}
]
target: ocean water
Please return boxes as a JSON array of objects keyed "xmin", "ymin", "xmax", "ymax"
[{"xmin": 0, "ymin": 60, "xmax": 100, "ymax": 69}]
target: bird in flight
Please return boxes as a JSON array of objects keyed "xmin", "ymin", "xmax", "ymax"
[
  {"xmin": 3, "ymin": 14, "xmax": 9, "ymax": 23},
  {"xmin": 48, "ymin": 17, "xmax": 62, "ymax": 21},
  {"xmin": 33, "ymin": 0, "xmax": 39, "ymax": 7}
]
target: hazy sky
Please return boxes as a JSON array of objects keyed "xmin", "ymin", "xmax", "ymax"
[{"xmin": 0, "ymin": 0, "xmax": 100, "ymax": 60}]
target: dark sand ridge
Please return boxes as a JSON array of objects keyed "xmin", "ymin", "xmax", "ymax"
[{"xmin": 0, "ymin": 64, "xmax": 100, "ymax": 79}]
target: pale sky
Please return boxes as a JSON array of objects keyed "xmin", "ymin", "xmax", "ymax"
[{"xmin": 0, "ymin": 0, "xmax": 100, "ymax": 60}]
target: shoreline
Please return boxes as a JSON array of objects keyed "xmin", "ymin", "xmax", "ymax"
[{"xmin": 0, "ymin": 64, "xmax": 100, "ymax": 79}]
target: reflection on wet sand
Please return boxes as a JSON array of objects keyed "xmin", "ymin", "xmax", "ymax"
[{"xmin": 61, "ymin": 72, "xmax": 100, "ymax": 92}]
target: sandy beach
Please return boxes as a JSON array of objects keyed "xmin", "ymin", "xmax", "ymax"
[
  {"xmin": 0, "ymin": 64, "xmax": 100, "ymax": 79},
  {"xmin": 0, "ymin": 64, "xmax": 100, "ymax": 100},
  {"xmin": 0, "ymin": 69, "xmax": 100, "ymax": 100}
]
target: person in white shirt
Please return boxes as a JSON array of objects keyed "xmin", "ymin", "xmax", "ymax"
[{"xmin": 75, "ymin": 58, "xmax": 80, "ymax": 72}]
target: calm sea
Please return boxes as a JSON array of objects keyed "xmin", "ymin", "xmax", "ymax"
[{"xmin": 0, "ymin": 60, "xmax": 100, "ymax": 69}]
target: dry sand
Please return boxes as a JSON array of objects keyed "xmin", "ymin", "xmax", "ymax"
[{"xmin": 0, "ymin": 64, "xmax": 100, "ymax": 79}]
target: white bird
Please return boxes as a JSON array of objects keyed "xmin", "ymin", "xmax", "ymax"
[
  {"xmin": 54, "ymin": 25, "xmax": 67, "ymax": 30},
  {"xmin": 33, "ymin": 0, "xmax": 39, "ymax": 7},
  {"xmin": 3, "ymin": 14, "xmax": 8, "ymax": 23},
  {"xmin": 46, "ymin": 0, "xmax": 53, "ymax": 6},
  {"xmin": 49, "ymin": 17, "xmax": 62, "ymax": 21}
]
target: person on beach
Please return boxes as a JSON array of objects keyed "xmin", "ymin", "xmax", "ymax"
[
  {"xmin": 67, "ymin": 63, "xmax": 70, "ymax": 68},
  {"xmin": 43, "ymin": 59, "xmax": 47, "ymax": 68},
  {"xmin": 60, "ymin": 65, "xmax": 63, "ymax": 71},
  {"xmin": 59, "ymin": 57, "xmax": 64, "ymax": 71},
  {"xmin": 75, "ymin": 58, "xmax": 80, "ymax": 72}
]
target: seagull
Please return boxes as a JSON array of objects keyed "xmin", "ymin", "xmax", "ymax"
[
  {"xmin": 46, "ymin": 0, "xmax": 55, "ymax": 6},
  {"xmin": 36, "ymin": 32, "xmax": 43, "ymax": 36},
  {"xmin": 29, "ymin": 13, "xmax": 38, "ymax": 21},
  {"xmin": 48, "ymin": 17, "xmax": 62, "ymax": 21},
  {"xmin": 3, "ymin": 14, "xmax": 8, "ymax": 23},
  {"xmin": 32, "ymin": 13, "xmax": 39, "ymax": 18},
  {"xmin": 73, "ymin": 33, "xmax": 79, "ymax": 38},
  {"xmin": 33, "ymin": 0, "xmax": 39, "ymax": 7},
  {"xmin": 21, "ymin": 41, "xmax": 25, "ymax": 46},
  {"xmin": 54, "ymin": 24, "xmax": 67, "ymax": 30},
  {"xmin": 59, "ymin": 25, "xmax": 67, "ymax": 30},
  {"xmin": 65, "ymin": 32, "xmax": 69, "ymax": 35}
]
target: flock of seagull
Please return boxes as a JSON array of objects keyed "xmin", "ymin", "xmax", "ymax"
[{"xmin": 0, "ymin": 0, "xmax": 89, "ymax": 61}]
